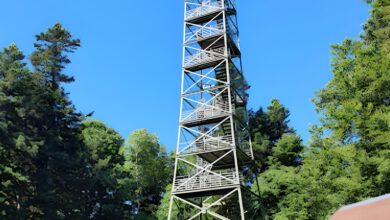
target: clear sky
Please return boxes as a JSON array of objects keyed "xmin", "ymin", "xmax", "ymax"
[{"xmin": 0, "ymin": 1, "xmax": 369, "ymax": 150}]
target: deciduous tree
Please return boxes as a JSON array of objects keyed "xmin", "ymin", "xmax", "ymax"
[{"xmin": 122, "ymin": 129, "xmax": 171, "ymax": 217}]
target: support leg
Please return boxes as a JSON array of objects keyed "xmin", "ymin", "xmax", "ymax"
[
  {"xmin": 168, "ymin": 196, "xmax": 174, "ymax": 219},
  {"xmin": 238, "ymin": 188, "xmax": 245, "ymax": 220}
]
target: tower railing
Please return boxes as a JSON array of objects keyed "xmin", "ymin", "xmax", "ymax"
[
  {"xmin": 185, "ymin": 0, "xmax": 236, "ymax": 21},
  {"xmin": 174, "ymin": 168, "xmax": 242, "ymax": 193},
  {"xmin": 181, "ymin": 100, "xmax": 229, "ymax": 123},
  {"xmin": 184, "ymin": 47, "xmax": 225, "ymax": 68},
  {"xmin": 185, "ymin": 23, "xmax": 224, "ymax": 43},
  {"xmin": 185, "ymin": 1, "xmax": 223, "ymax": 21},
  {"xmin": 178, "ymin": 135, "xmax": 233, "ymax": 155}
]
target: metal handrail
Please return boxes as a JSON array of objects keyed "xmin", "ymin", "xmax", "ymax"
[
  {"xmin": 181, "ymin": 101, "xmax": 229, "ymax": 122},
  {"xmin": 174, "ymin": 168, "xmax": 243, "ymax": 192},
  {"xmin": 184, "ymin": 47, "xmax": 225, "ymax": 67},
  {"xmin": 185, "ymin": 23, "xmax": 224, "ymax": 43},
  {"xmin": 185, "ymin": 1, "xmax": 223, "ymax": 21},
  {"xmin": 179, "ymin": 135, "xmax": 233, "ymax": 155}
]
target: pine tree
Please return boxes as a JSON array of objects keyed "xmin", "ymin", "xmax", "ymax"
[
  {"xmin": 248, "ymin": 99, "xmax": 296, "ymax": 170},
  {"xmin": 27, "ymin": 23, "xmax": 87, "ymax": 219},
  {"xmin": 0, "ymin": 44, "xmax": 42, "ymax": 219}
]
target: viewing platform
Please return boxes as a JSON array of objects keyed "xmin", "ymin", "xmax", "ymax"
[
  {"xmin": 177, "ymin": 134, "xmax": 253, "ymax": 166},
  {"xmin": 185, "ymin": 22, "xmax": 240, "ymax": 57},
  {"xmin": 185, "ymin": 0, "xmax": 236, "ymax": 24},
  {"xmin": 173, "ymin": 168, "xmax": 243, "ymax": 198},
  {"xmin": 184, "ymin": 47, "xmax": 225, "ymax": 71},
  {"xmin": 180, "ymin": 101, "xmax": 230, "ymax": 127}
]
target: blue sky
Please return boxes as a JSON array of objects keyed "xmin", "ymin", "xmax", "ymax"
[{"xmin": 0, "ymin": 1, "xmax": 369, "ymax": 150}]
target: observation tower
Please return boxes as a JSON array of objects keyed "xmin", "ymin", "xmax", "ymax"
[{"xmin": 168, "ymin": 1, "xmax": 260, "ymax": 219}]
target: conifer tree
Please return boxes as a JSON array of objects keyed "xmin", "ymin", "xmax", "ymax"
[
  {"xmin": 0, "ymin": 44, "xmax": 41, "ymax": 219},
  {"xmin": 248, "ymin": 99, "xmax": 296, "ymax": 170},
  {"xmin": 28, "ymin": 23, "xmax": 87, "ymax": 219}
]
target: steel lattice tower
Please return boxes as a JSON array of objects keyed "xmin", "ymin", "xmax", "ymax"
[{"xmin": 168, "ymin": 1, "xmax": 260, "ymax": 219}]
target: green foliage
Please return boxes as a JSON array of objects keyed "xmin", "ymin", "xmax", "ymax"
[
  {"xmin": 251, "ymin": 135, "xmax": 304, "ymax": 219},
  {"xmin": 249, "ymin": 99, "xmax": 296, "ymax": 170},
  {"xmin": 248, "ymin": 100, "xmax": 303, "ymax": 219},
  {"xmin": 0, "ymin": 24, "xmax": 87, "ymax": 218},
  {"xmin": 30, "ymin": 23, "xmax": 80, "ymax": 88},
  {"xmin": 251, "ymin": 1, "xmax": 390, "ymax": 219},
  {"xmin": 81, "ymin": 120, "xmax": 130, "ymax": 219},
  {"xmin": 0, "ymin": 23, "xmax": 174, "ymax": 219},
  {"xmin": 122, "ymin": 129, "xmax": 171, "ymax": 216},
  {"xmin": 23, "ymin": 23, "xmax": 89, "ymax": 219},
  {"xmin": 82, "ymin": 120, "xmax": 124, "ymax": 167},
  {"xmin": 156, "ymin": 184, "xmax": 174, "ymax": 220},
  {"xmin": 269, "ymin": 134, "xmax": 303, "ymax": 167},
  {"xmin": 1, "ymin": 1, "xmax": 388, "ymax": 219},
  {"xmin": 313, "ymin": 0, "xmax": 390, "ymax": 197},
  {"xmin": 156, "ymin": 183, "xmax": 199, "ymax": 220},
  {"xmin": 314, "ymin": 38, "xmax": 389, "ymax": 145},
  {"xmin": 363, "ymin": 0, "xmax": 390, "ymax": 52},
  {"xmin": 0, "ymin": 44, "xmax": 43, "ymax": 219},
  {"xmin": 252, "ymin": 166, "xmax": 303, "ymax": 219}
]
